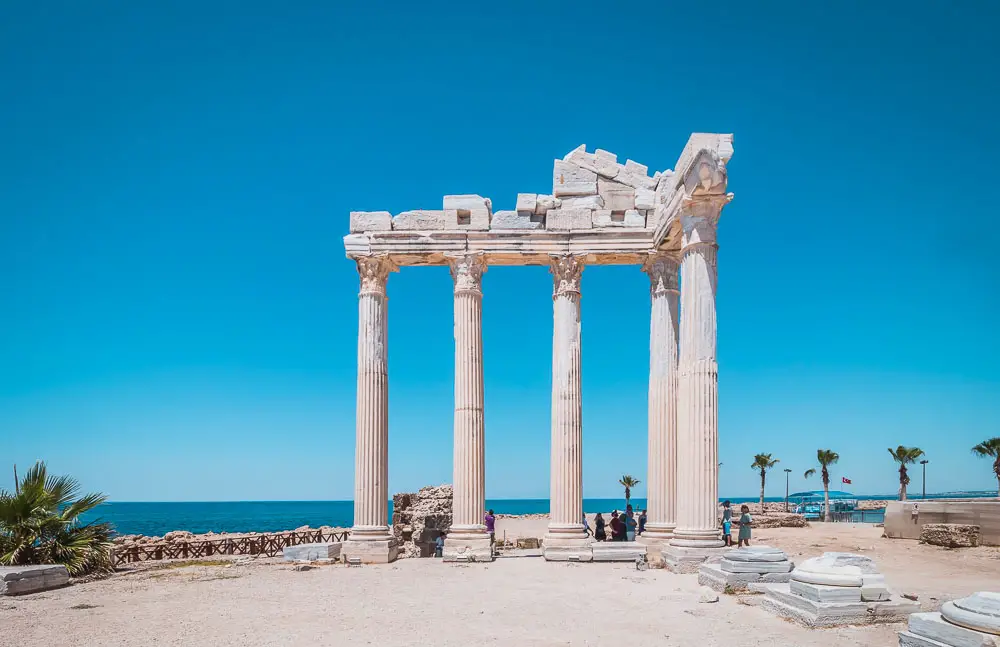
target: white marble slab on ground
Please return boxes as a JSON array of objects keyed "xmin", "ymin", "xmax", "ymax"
[{"xmin": 0, "ymin": 565, "xmax": 69, "ymax": 596}]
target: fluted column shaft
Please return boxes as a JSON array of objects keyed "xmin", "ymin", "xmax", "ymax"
[
  {"xmin": 547, "ymin": 255, "xmax": 587, "ymax": 539},
  {"xmin": 643, "ymin": 253, "xmax": 680, "ymax": 539},
  {"xmin": 448, "ymin": 253, "xmax": 488, "ymax": 539},
  {"xmin": 350, "ymin": 256, "xmax": 396, "ymax": 541},
  {"xmin": 672, "ymin": 196, "xmax": 728, "ymax": 548}
]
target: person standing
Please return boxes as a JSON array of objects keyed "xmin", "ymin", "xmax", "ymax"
[
  {"xmin": 625, "ymin": 509, "xmax": 637, "ymax": 541},
  {"xmin": 637, "ymin": 509, "xmax": 647, "ymax": 536},
  {"xmin": 484, "ymin": 509, "xmax": 496, "ymax": 548},
  {"xmin": 610, "ymin": 510, "xmax": 622, "ymax": 541},
  {"xmin": 594, "ymin": 513, "xmax": 607, "ymax": 541},
  {"xmin": 721, "ymin": 500, "xmax": 733, "ymax": 546},
  {"xmin": 737, "ymin": 504, "xmax": 752, "ymax": 548}
]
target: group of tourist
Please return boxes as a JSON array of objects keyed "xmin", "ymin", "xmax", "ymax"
[
  {"xmin": 721, "ymin": 500, "xmax": 752, "ymax": 547},
  {"xmin": 588, "ymin": 506, "xmax": 645, "ymax": 542}
]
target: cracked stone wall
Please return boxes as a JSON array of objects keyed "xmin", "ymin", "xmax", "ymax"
[{"xmin": 392, "ymin": 484, "xmax": 453, "ymax": 558}]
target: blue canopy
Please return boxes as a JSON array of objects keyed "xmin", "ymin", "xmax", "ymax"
[{"xmin": 788, "ymin": 490, "xmax": 855, "ymax": 499}]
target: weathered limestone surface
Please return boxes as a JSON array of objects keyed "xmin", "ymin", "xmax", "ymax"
[
  {"xmin": 345, "ymin": 256, "xmax": 398, "ymax": 564},
  {"xmin": 920, "ymin": 523, "xmax": 982, "ymax": 548},
  {"xmin": 490, "ymin": 210, "xmax": 545, "ymax": 230},
  {"xmin": 762, "ymin": 552, "xmax": 912, "ymax": 626},
  {"xmin": 444, "ymin": 254, "xmax": 492, "ymax": 562},
  {"xmin": 443, "ymin": 194, "xmax": 492, "ymax": 230},
  {"xmin": 392, "ymin": 210, "xmax": 459, "ymax": 230},
  {"xmin": 392, "ymin": 485, "xmax": 453, "ymax": 559},
  {"xmin": 642, "ymin": 253, "xmax": 680, "ymax": 550},
  {"xmin": 900, "ymin": 592, "xmax": 1000, "ymax": 646},
  {"xmin": 591, "ymin": 542, "xmax": 647, "ymax": 562},
  {"xmin": 544, "ymin": 255, "xmax": 591, "ymax": 562},
  {"xmin": 282, "ymin": 542, "xmax": 342, "ymax": 561},
  {"xmin": 546, "ymin": 208, "xmax": 593, "ymax": 230},
  {"xmin": 699, "ymin": 546, "xmax": 793, "ymax": 592},
  {"xmin": 350, "ymin": 211, "xmax": 392, "ymax": 233},
  {"xmin": 0, "ymin": 565, "xmax": 69, "ymax": 596}
]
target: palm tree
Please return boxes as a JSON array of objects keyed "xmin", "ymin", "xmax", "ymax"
[
  {"xmin": 803, "ymin": 449, "xmax": 840, "ymax": 522},
  {"xmin": 887, "ymin": 446, "xmax": 925, "ymax": 501},
  {"xmin": 751, "ymin": 454, "xmax": 779, "ymax": 509},
  {"xmin": 0, "ymin": 461, "xmax": 114, "ymax": 576},
  {"xmin": 971, "ymin": 438, "xmax": 1000, "ymax": 497},
  {"xmin": 618, "ymin": 475, "xmax": 640, "ymax": 511}
]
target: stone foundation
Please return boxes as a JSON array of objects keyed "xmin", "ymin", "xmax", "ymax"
[
  {"xmin": 0, "ymin": 565, "xmax": 69, "ymax": 596},
  {"xmin": 541, "ymin": 537, "xmax": 594, "ymax": 562},
  {"xmin": 662, "ymin": 545, "xmax": 727, "ymax": 573},
  {"xmin": 899, "ymin": 592, "xmax": 1000, "ymax": 647},
  {"xmin": 761, "ymin": 552, "xmax": 915, "ymax": 627},
  {"xmin": 698, "ymin": 546, "xmax": 793, "ymax": 592},
  {"xmin": 282, "ymin": 542, "xmax": 342, "ymax": 562},
  {"xmin": 442, "ymin": 536, "xmax": 492, "ymax": 562},
  {"xmin": 341, "ymin": 539, "xmax": 399, "ymax": 564},
  {"xmin": 591, "ymin": 542, "xmax": 647, "ymax": 562},
  {"xmin": 762, "ymin": 582, "xmax": 918, "ymax": 627}
]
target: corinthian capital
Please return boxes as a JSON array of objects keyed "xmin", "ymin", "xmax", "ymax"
[
  {"xmin": 679, "ymin": 193, "xmax": 732, "ymax": 248},
  {"xmin": 447, "ymin": 252, "xmax": 487, "ymax": 294},
  {"xmin": 642, "ymin": 252, "xmax": 680, "ymax": 296},
  {"xmin": 355, "ymin": 255, "xmax": 397, "ymax": 295},
  {"xmin": 549, "ymin": 254, "xmax": 585, "ymax": 298}
]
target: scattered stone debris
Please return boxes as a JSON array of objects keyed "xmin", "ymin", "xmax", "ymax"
[
  {"xmin": 292, "ymin": 564, "xmax": 312, "ymax": 572},
  {"xmin": 699, "ymin": 587, "xmax": 720, "ymax": 603},
  {"xmin": 902, "ymin": 593, "xmax": 919, "ymax": 601}
]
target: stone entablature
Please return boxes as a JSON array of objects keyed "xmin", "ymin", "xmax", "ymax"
[{"xmin": 344, "ymin": 133, "xmax": 734, "ymax": 266}]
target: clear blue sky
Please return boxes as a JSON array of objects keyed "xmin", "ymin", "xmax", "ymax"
[{"xmin": 2, "ymin": 1, "xmax": 998, "ymax": 502}]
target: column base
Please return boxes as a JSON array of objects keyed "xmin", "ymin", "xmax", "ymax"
[
  {"xmin": 542, "ymin": 536, "xmax": 594, "ymax": 562},
  {"xmin": 341, "ymin": 538, "xmax": 398, "ymax": 564},
  {"xmin": 661, "ymin": 544, "xmax": 727, "ymax": 574},
  {"xmin": 670, "ymin": 526, "xmax": 724, "ymax": 549},
  {"xmin": 636, "ymin": 533, "xmax": 673, "ymax": 564},
  {"xmin": 442, "ymin": 536, "xmax": 494, "ymax": 562}
]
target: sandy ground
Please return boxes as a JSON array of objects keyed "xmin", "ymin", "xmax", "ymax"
[{"xmin": 5, "ymin": 523, "xmax": 999, "ymax": 647}]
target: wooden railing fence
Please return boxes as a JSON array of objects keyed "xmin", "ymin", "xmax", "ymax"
[{"xmin": 111, "ymin": 529, "xmax": 350, "ymax": 566}]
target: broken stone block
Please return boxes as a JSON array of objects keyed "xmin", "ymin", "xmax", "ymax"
[
  {"xmin": 624, "ymin": 210, "xmax": 646, "ymax": 227},
  {"xmin": 283, "ymin": 542, "xmax": 342, "ymax": 562},
  {"xmin": 861, "ymin": 573, "xmax": 890, "ymax": 602},
  {"xmin": 392, "ymin": 210, "xmax": 457, "ymax": 230},
  {"xmin": 564, "ymin": 145, "xmax": 599, "ymax": 173},
  {"xmin": 546, "ymin": 208, "xmax": 593, "ymax": 230},
  {"xmin": 634, "ymin": 188, "xmax": 656, "ymax": 210},
  {"xmin": 592, "ymin": 210, "xmax": 615, "ymax": 228},
  {"xmin": 535, "ymin": 194, "xmax": 559, "ymax": 214},
  {"xmin": 350, "ymin": 211, "xmax": 392, "ymax": 233},
  {"xmin": 443, "ymin": 194, "xmax": 491, "ymax": 230},
  {"xmin": 490, "ymin": 210, "xmax": 544, "ymax": 230},
  {"xmin": 920, "ymin": 523, "xmax": 981, "ymax": 548},
  {"xmin": 0, "ymin": 565, "xmax": 69, "ymax": 596},
  {"xmin": 598, "ymin": 177, "xmax": 636, "ymax": 211},
  {"xmin": 625, "ymin": 159, "xmax": 648, "ymax": 176},
  {"xmin": 516, "ymin": 193, "xmax": 537, "ymax": 212},
  {"xmin": 594, "ymin": 149, "xmax": 619, "ymax": 178},
  {"xmin": 553, "ymin": 160, "xmax": 598, "ymax": 197},
  {"xmin": 559, "ymin": 195, "xmax": 604, "ymax": 209}
]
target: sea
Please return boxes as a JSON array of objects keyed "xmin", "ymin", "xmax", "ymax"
[{"xmin": 81, "ymin": 492, "xmax": 997, "ymax": 537}]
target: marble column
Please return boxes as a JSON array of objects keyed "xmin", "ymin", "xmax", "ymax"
[
  {"xmin": 443, "ymin": 253, "xmax": 492, "ymax": 561},
  {"xmin": 544, "ymin": 254, "xmax": 591, "ymax": 560},
  {"xmin": 345, "ymin": 255, "xmax": 399, "ymax": 563},
  {"xmin": 671, "ymin": 195, "xmax": 729, "ymax": 549},
  {"xmin": 642, "ymin": 252, "xmax": 680, "ymax": 543}
]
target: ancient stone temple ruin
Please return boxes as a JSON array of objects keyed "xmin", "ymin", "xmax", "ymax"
[{"xmin": 341, "ymin": 133, "xmax": 735, "ymax": 565}]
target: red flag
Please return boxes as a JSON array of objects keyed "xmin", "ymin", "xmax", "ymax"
[{"xmin": 842, "ymin": 477, "xmax": 852, "ymax": 484}]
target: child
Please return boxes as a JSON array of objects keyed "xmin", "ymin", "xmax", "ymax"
[
  {"xmin": 721, "ymin": 500, "xmax": 733, "ymax": 546},
  {"xmin": 737, "ymin": 504, "xmax": 752, "ymax": 547}
]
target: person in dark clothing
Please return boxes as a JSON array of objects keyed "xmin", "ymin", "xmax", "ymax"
[
  {"xmin": 610, "ymin": 510, "xmax": 623, "ymax": 541},
  {"xmin": 594, "ymin": 513, "xmax": 607, "ymax": 541},
  {"xmin": 637, "ymin": 509, "xmax": 647, "ymax": 535}
]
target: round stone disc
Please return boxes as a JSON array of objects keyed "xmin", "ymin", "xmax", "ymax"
[{"xmin": 942, "ymin": 592, "xmax": 1000, "ymax": 636}]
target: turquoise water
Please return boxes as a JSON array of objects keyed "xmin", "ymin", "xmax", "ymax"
[{"xmin": 81, "ymin": 492, "xmax": 996, "ymax": 537}]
